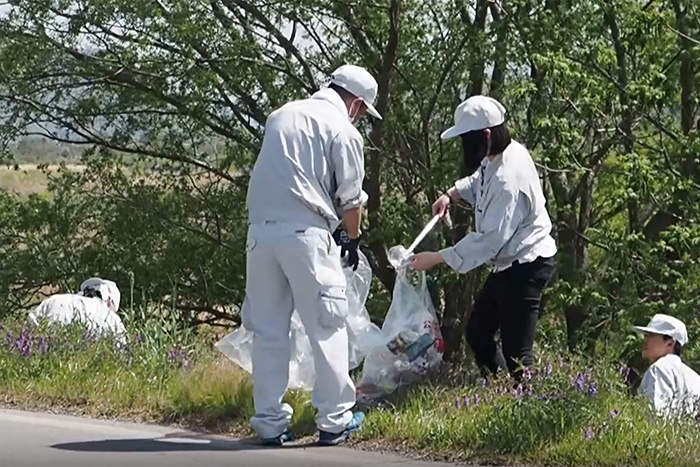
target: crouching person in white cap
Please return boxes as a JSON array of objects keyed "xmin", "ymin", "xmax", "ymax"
[
  {"xmin": 28, "ymin": 277, "xmax": 126, "ymax": 346},
  {"xmin": 633, "ymin": 314, "xmax": 700, "ymax": 418},
  {"xmin": 409, "ymin": 95, "xmax": 557, "ymax": 379},
  {"xmin": 244, "ymin": 64, "xmax": 382, "ymax": 446}
]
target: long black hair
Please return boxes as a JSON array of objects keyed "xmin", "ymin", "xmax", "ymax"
[{"xmin": 460, "ymin": 123, "xmax": 512, "ymax": 172}]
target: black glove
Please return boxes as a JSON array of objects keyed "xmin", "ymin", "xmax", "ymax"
[{"xmin": 332, "ymin": 228, "xmax": 360, "ymax": 271}]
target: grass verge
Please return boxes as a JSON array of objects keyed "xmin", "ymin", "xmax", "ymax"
[{"xmin": 1, "ymin": 318, "xmax": 700, "ymax": 466}]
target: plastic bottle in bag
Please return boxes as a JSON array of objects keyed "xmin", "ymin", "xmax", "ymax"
[{"xmin": 355, "ymin": 265, "xmax": 443, "ymax": 403}]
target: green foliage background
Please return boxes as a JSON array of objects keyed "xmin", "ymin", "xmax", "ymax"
[{"xmin": 0, "ymin": 0, "xmax": 699, "ymax": 374}]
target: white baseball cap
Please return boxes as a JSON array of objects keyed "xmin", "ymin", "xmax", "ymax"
[
  {"xmin": 79, "ymin": 277, "xmax": 121, "ymax": 313},
  {"xmin": 632, "ymin": 314, "xmax": 688, "ymax": 346},
  {"xmin": 441, "ymin": 95, "xmax": 507, "ymax": 139},
  {"xmin": 328, "ymin": 64, "xmax": 382, "ymax": 120}
]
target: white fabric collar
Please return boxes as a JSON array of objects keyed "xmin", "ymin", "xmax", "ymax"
[{"xmin": 311, "ymin": 87, "xmax": 349, "ymax": 119}]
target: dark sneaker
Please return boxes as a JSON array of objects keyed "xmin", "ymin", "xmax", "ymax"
[
  {"xmin": 318, "ymin": 412, "xmax": 365, "ymax": 446},
  {"xmin": 261, "ymin": 428, "xmax": 293, "ymax": 447}
]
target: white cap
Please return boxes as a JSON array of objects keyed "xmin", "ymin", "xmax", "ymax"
[
  {"xmin": 328, "ymin": 64, "xmax": 382, "ymax": 120},
  {"xmin": 441, "ymin": 95, "xmax": 507, "ymax": 139},
  {"xmin": 632, "ymin": 314, "xmax": 688, "ymax": 346},
  {"xmin": 79, "ymin": 277, "xmax": 121, "ymax": 313}
]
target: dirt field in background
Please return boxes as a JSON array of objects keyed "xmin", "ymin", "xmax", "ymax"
[{"xmin": 0, "ymin": 164, "xmax": 86, "ymax": 195}]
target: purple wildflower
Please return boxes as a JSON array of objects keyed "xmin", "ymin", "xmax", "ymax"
[
  {"xmin": 588, "ymin": 382, "xmax": 598, "ymax": 397},
  {"xmin": 545, "ymin": 363, "xmax": 553, "ymax": 376},
  {"xmin": 38, "ymin": 337, "xmax": 49, "ymax": 354},
  {"xmin": 574, "ymin": 372, "xmax": 586, "ymax": 392},
  {"xmin": 474, "ymin": 394, "xmax": 481, "ymax": 406},
  {"xmin": 464, "ymin": 396, "xmax": 471, "ymax": 407},
  {"xmin": 609, "ymin": 409, "xmax": 620, "ymax": 419},
  {"xmin": 523, "ymin": 367, "xmax": 532, "ymax": 381},
  {"xmin": 168, "ymin": 347, "xmax": 178, "ymax": 360},
  {"xmin": 14, "ymin": 328, "xmax": 32, "ymax": 356},
  {"xmin": 511, "ymin": 384, "xmax": 524, "ymax": 398},
  {"xmin": 455, "ymin": 397, "xmax": 462, "ymax": 409},
  {"xmin": 526, "ymin": 385, "xmax": 534, "ymax": 397},
  {"xmin": 584, "ymin": 426, "xmax": 595, "ymax": 441},
  {"xmin": 134, "ymin": 333, "xmax": 143, "ymax": 345},
  {"xmin": 167, "ymin": 345, "xmax": 191, "ymax": 368},
  {"xmin": 482, "ymin": 378, "xmax": 489, "ymax": 388}
]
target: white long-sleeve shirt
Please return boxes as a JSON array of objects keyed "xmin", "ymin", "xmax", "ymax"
[
  {"xmin": 440, "ymin": 140, "xmax": 557, "ymax": 274},
  {"xmin": 28, "ymin": 294, "xmax": 127, "ymax": 346},
  {"xmin": 640, "ymin": 354, "xmax": 700, "ymax": 418},
  {"xmin": 246, "ymin": 88, "xmax": 367, "ymax": 232}
]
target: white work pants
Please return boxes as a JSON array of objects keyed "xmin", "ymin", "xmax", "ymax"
[{"xmin": 243, "ymin": 221, "xmax": 355, "ymax": 439}]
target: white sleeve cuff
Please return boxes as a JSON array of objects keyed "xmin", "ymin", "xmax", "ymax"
[
  {"xmin": 339, "ymin": 194, "xmax": 365, "ymax": 210},
  {"xmin": 439, "ymin": 247, "xmax": 465, "ymax": 273}
]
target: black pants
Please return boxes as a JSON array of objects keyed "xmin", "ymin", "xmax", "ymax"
[{"xmin": 465, "ymin": 255, "xmax": 555, "ymax": 377}]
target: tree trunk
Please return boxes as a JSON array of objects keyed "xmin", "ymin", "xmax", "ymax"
[
  {"xmin": 643, "ymin": 0, "xmax": 696, "ymax": 240},
  {"xmin": 489, "ymin": 0, "xmax": 507, "ymax": 99},
  {"xmin": 363, "ymin": 0, "xmax": 402, "ymax": 292},
  {"xmin": 556, "ymin": 214, "xmax": 586, "ymax": 350},
  {"xmin": 441, "ymin": 165, "xmax": 481, "ymax": 360},
  {"xmin": 440, "ymin": 0, "xmax": 491, "ymax": 361},
  {"xmin": 467, "ymin": 0, "xmax": 489, "ymax": 97},
  {"xmin": 604, "ymin": 6, "xmax": 640, "ymax": 233}
]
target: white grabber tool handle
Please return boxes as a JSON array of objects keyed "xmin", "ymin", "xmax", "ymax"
[{"xmin": 407, "ymin": 214, "xmax": 441, "ymax": 254}]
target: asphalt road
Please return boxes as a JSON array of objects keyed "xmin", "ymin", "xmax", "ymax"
[{"xmin": 0, "ymin": 409, "xmax": 454, "ymax": 467}]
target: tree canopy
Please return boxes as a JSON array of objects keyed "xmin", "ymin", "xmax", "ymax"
[{"xmin": 0, "ymin": 0, "xmax": 699, "ymax": 366}]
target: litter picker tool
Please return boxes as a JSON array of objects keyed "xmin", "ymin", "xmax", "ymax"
[{"xmin": 388, "ymin": 214, "xmax": 443, "ymax": 269}]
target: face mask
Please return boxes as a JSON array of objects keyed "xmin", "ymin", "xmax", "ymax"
[{"xmin": 461, "ymin": 131, "xmax": 489, "ymax": 172}]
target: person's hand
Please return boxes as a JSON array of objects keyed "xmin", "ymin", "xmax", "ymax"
[
  {"xmin": 432, "ymin": 194, "xmax": 451, "ymax": 218},
  {"xmin": 408, "ymin": 251, "xmax": 444, "ymax": 271},
  {"xmin": 333, "ymin": 228, "xmax": 360, "ymax": 271}
]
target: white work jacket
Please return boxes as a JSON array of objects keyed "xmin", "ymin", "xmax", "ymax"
[
  {"xmin": 246, "ymin": 88, "xmax": 367, "ymax": 232},
  {"xmin": 440, "ymin": 140, "xmax": 557, "ymax": 274},
  {"xmin": 640, "ymin": 354, "xmax": 700, "ymax": 418},
  {"xmin": 28, "ymin": 294, "xmax": 127, "ymax": 346}
]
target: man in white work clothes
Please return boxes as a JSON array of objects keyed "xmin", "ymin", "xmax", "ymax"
[
  {"xmin": 244, "ymin": 64, "xmax": 382, "ymax": 446},
  {"xmin": 633, "ymin": 314, "xmax": 700, "ymax": 418},
  {"xmin": 409, "ymin": 95, "xmax": 557, "ymax": 379}
]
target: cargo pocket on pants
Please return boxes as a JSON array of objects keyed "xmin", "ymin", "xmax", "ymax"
[
  {"xmin": 240, "ymin": 295, "xmax": 257, "ymax": 332},
  {"xmin": 317, "ymin": 285, "xmax": 349, "ymax": 329}
]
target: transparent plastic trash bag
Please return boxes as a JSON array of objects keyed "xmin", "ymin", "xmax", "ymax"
[
  {"xmin": 215, "ymin": 250, "xmax": 382, "ymax": 391},
  {"xmin": 354, "ymin": 262, "xmax": 444, "ymax": 404}
]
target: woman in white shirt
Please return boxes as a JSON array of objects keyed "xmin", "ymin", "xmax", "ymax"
[
  {"xmin": 633, "ymin": 314, "xmax": 700, "ymax": 418},
  {"xmin": 409, "ymin": 96, "xmax": 557, "ymax": 379}
]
